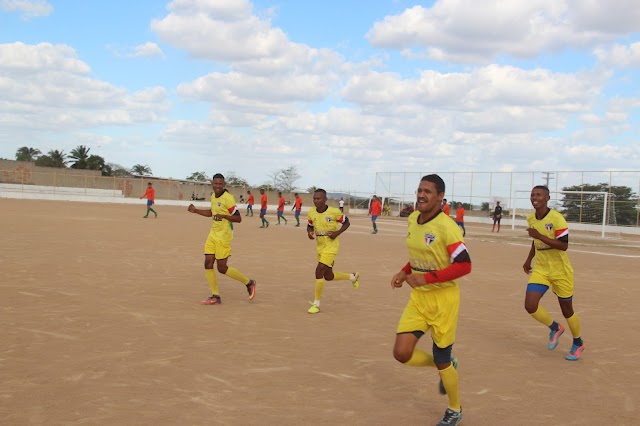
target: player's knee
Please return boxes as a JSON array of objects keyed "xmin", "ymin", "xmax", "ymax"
[
  {"xmin": 393, "ymin": 347, "xmax": 412, "ymax": 364},
  {"xmin": 216, "ymin": 264, "xmax": 228, "ymax": 274},
  {"xmin": 524, "ymin": 299, "xmax": 538, "ymax": 313},
  {"xmin": 432, "ymin": 343, "xmax": 453, "ymax": 364}
]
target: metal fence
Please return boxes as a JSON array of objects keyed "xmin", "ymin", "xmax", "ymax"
[{"xmin": 375, "ymin": 171, "xmax": 640, "ymax": 227}]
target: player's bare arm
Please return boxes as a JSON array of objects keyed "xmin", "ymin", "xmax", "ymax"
[
  {"xmin": 523, "ymin": 241, "xmax": 535, "ymax": 273},
  {"xmin": 217, "ymin": 211, "xmax": 242, "ymax": 223},
  {"xmin": 328, "ymin": 217, "xmax": 350, "ymax": 239},
  {"xmin": 391, "ymin": 271, "xmax": 407, "ymax": 289},
  {"xmin": 188, "ymin": 204, "xmax": 213, "ymax": 217},
  {"xmin": 526, "ymin": 228, "xmax": 568, "ymax": 251}
]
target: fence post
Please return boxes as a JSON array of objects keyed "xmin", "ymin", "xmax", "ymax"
[{"xmin": 53, "ymin": 172, "xmax": 56, "ymax": 194}]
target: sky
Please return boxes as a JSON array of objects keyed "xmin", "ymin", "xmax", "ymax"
[{"xmin": 0, "ymin": 0, "xmax": 639, "ymax": 193}]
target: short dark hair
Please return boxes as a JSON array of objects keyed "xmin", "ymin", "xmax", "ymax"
[
  {"xmin": 421, "ymin": 174, "xmax": 445, "ymax": 194},
  {"xmin": 315, "ymin": 188, "xmax": 327, "ymax": 196},
  {"xmin": 212, "ymin": 173, "xmax": 224, "ymax": 180},
  {"xmin": 294, "ymin": 193, "xmax": 298, "ymax": 196},
  {"xmin": 533, "ymin": 185, "xmax": 550, "ymax": 195}
]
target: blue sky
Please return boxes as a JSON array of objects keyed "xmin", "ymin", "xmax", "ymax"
[{"xmin": 0, "ymin": 0, "xmax": 639, "ymax": 193}]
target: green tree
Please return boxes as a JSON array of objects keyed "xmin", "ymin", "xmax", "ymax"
[
  {"xmin": 306, "ymin": 186, "xmax": 317, "ymax": 194},
  {"xmin": 85, "ymin": 155, "xmax": 106, "ymax": 173},
  {"xmin": 270, "ymin": 165, "xmax": 301, "ymax": 192},
  {"xmin": 224, "ymin": 171, "xmax": 249, "ymax": 187},
  {"xmin": 69, "ymin": 145, "xmax": 91, "ymax": 169},
  {"xmin": 186, "ymin": 171, "xmax": 209, "ymax": 182},
  {"xmin": 104, "ymin": 163, "xmax": 131, "ymax": 177},
  {"xmin": 481, "ymin": 202, "xmax": 490, "ymax": 211},
  {"xmin": 15, "ymin": 146, "xmax": 42, "ymax": 162},
  {"xmin": 35, "ymin": 149, "xmax": 67, "ymax": 168},
  {"xmin": 562, "ymin": 183, "xmax": 637, "ymax": 226},
  {"xmin": 131, "ymin": 164, "xmax": 152, "ymax": 176}
]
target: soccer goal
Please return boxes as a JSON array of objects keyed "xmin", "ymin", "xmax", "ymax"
[{"xmin": 511, "ymin": 190, "xmax": 617, "ymax": 238}]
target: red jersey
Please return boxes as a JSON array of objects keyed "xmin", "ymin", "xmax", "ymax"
[
  {"xmin": 456, "ymin": 207, "xmax": 465, "ymax": 222},
  {"xmin": 294, "ymin": 197, "xmax": 302, "ymax": 210},
  {"xmin": 278, "ymin": 196, "xmax": 285, "ymax": 212},
  {"xmin": 261, "ymin": 194, "xmax": 268, "ymax": 209},
  {"xmin": 443, "ymin": 204, "xmax": 450, "ymax": 216},
  {"xmin": 248, "ymin": 194, "xmax": 254, "ymax": 205},
  {"xmin": 145, "ymin": 187, "xmax": 155, "ymax": 201},
  {"xmin": 369, "ymin": 199, "xmax": 382, "ymax": 216}
]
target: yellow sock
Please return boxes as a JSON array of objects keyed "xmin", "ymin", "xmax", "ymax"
[
  {"xmin": 224, "ymin": 267, "xmax": 250, "ymax": 285},
  {"xmin": 315, "ymin": 279, "xmax": 324, "ymax": 301},
  {"xmin": 404, "ymin": 349, "xmax": 436, "ymax": 367},
  {"xmin": 439, "ymin": 365, "xmax": 461, "ymax": 411},
  {"xmin": 530, "ymin": 306, "xmax": 553, "ymax": 327},
  {"xmin": 205, "ymin": 269, "xmax": 219, "ymax": 295},
  {"xmin": 566, "ymin": 313, "xmax": 581, "ymax": 338},
  {"xmin": 333, "ymin": 271, "xmax": 350, "ymax": 281}
]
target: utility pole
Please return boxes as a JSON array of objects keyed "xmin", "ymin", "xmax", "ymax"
[{"xmin": 541, "ymin": 172, "xmax": 555, "ymax": 187}]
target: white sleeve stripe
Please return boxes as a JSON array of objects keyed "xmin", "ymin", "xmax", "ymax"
[{"xmin": 450, "ymin": 243, "xmax": 468, "ymax": 263}]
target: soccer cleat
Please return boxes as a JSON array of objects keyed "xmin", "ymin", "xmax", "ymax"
[
  {"xmin": 371, "ymin": 230, "xmax": 377, "ymax": 234},
  {"xmin": 438, "ymin": 357, "xmax": 459, "ymax": 395},
  {"xmin": 200, "ymin": 295, "xmax": 222, "ymax": 305},
  {"xmin": 548, "ymin": 324, "xmax": 565, "ymax": 350},
  {"xmin": 565, "ymin": 343, "xmax": 585, "ymax": 361},
  {"xmin": 437, "ymin": 408, "xmax": 463, "ymax": 426},
  {"xmin": 352, "ymin": 272, "xmax": 360, "ymax": 289},
  {"xmin": 246, "ymin": 280, "xmax": 256, "ymax": 300},
  {"xmin": 307, "ymin": 302, "xmax": 320, "ymax": 314},
  {"xmin": 266, "ymin": 222, "xmax": 269, "ymax": 228},
  {"xmin": 259, "ymin": 225, "xmax": 265, "ymax": 228}
]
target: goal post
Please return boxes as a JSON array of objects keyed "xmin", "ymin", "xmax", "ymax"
[{"xmin": 511, "ymin": 190, "xmax": 615, "ymax": 238}]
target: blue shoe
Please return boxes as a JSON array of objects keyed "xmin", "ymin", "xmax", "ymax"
[
  {"xmin": 437, "ymin": 407, "xmax": 463, "ymax": 426},
  {"xmin": 548, "ymin": 324, "xmax": 565, "ymax": 350},
  {"xmin": 438, "ymin": 357, "xmax": 458, "ymax": 395},
  {"xmin": 565, "ymin": 343, "xmax": 585, "ymax": 361}
]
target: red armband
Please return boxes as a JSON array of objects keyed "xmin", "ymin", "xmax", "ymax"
[
  {"xmin": 401, "ymin": 262, "xmax": 412, "ymax": 275},
  {"xmin": 424, "ymin": 262, "xmax": 471, "ymax": 284}
]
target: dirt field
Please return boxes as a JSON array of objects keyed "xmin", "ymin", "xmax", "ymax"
[{"xmin": 2, "ymin": 199, "xmax": 639, "ymax": 425}]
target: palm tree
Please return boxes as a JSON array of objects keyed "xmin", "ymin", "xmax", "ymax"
[
  {"xmin": 48, "ymin": 150, "xmax": 67, "ymax": 168},
  {"xmin": 69, "ymin": 145, "xmax": 90, "ymax": 169},
  {"xmin": 15, "ymin": 146, "xmax": 42, "ymax": 162},
  {"xmin": 131, "ymin": 164, "xmax": 152, "ymax": 176},
  {"xmin": 186, "ymin": 171, "xmax": 209, "ymax": 182}
]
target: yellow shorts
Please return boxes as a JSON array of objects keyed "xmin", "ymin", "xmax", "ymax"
[
  {"xmin": 528, "ymin": 270, "xmax": 574, "ymax": 299},
  {"xmin": 397, "ymin": 285, "xmax": 460, "ymax": 348},
  {"xmin": 317, "ymin": 250, "xmax": 337, "ymax": 267},
  {"xmin": 204, "ymin": 233, "xmax": 231, "ymax": 259}
]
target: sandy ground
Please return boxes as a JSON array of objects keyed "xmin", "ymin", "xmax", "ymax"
[{"xmin": 1, "ymin": 199, "xmax": 639, "ymax": 425}]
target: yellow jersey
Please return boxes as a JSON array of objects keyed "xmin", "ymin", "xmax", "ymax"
[
  {"xmin": 209, "ymin": 190, "xmax": 237, "ymax": 242},
  {"xmin": 406, "ymin": 211, "xmax": 468, "ymax": 292},
  {"xmin": 527, "ymin": 209, "xmax": 573, "ymax": 276},
  {"xmin": 308, "ymin": 206, "xmax": 346, "ymax": 254}
]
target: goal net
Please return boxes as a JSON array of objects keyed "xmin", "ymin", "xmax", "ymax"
[{"xmin": 511, "ymin": 190, "xmax": 618, "ymax": 238}]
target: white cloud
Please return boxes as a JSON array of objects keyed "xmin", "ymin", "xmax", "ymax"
[
  {"xmin": 126, "ymin": 42, "xmax": 165, "ymax": 58},
  {"xmin": 594, "ymin": 42, "xmax": 640, "ymax": 67},
  {"xmin": 0, "ymin": 0, "xmax": 52, "ymax": 19},
  {"xmin": 366, "ymin": 0, "xmax": 640, "ymax": 63},
  {"xmin": 0, "ymin": 42, "xmax": 169, "ymax": 131}
]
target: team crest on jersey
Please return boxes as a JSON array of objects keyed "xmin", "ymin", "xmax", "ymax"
[
  {"xmin": 545, "ymin": 223, "xmax": 553, "ymax": 232},
  {"xmin": 325, "ymin": 217, "xmax": 332, "ymax": 222},
  {"xmin": 424, "ymin": 233, "xmax": 436, "ymax": 246},
  {"xmin": 217, "ymin": 202, "xmax": 222, "ymax": 207}
]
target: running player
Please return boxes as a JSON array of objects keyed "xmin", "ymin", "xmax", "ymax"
[
  {"xmin": 259, "ymin": 188, "xmax": 270, "ymax": 228},
  {"xmin": 187, "ymin": 173, "xmax": 256, "ymax": 305},
  {"xmin": 292, "ymin": 193, "xmax": 303, "ymax": 226},
  {"xmin": 522, "ymin": 185, "xmax": 585, "ymax": 361},
  {"xmin": 276, "ymin": 191, "xmax": 288, "ymax": 225},
  {"xmin": 246, "ymin": 190, "xmax": 254, "ymax": 216},
  {"xmin": 306, "ymin": 188, "xmax": 360, "ymax": 314},
  {"xmin": 455, "ymin": 203, "xmax": 465, "ymax": 237},
  {"xmin": 369, "ymin": 195, "xmax": 382, "ymax": 234},
  {"xmin": 492, "ymin": 201, "xmax": 503, "ymax": 232},
  {"xmin": 390, "ymin": 174, "xmax": 471, "ymax": 426},
  {"xmin": 140, "ymin": 182, "xmax": 157, "ymax": 218}
]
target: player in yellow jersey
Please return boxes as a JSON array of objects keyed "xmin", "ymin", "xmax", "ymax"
[
  {"xmin": 390, "ymin": 174, "xmax": 471, "ymax": 426},
  {"xmin": 523, "ymin": 185, "xmax": 585, "ymax": 361},
  {"xmin": 187, "ymin": 173, "xmax": 256, "ymax": 305},
  {"xmin": 306, "ymin": 189, "xmax": 360, "ymax": 314}
]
